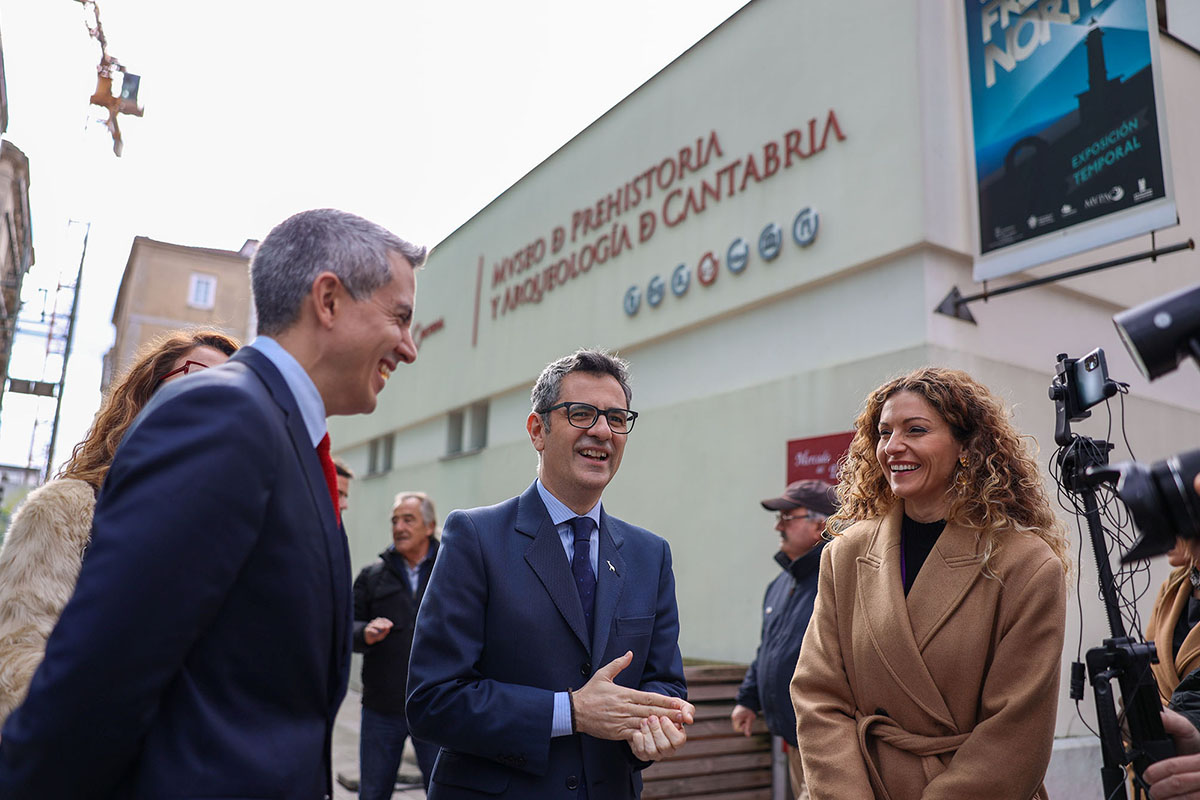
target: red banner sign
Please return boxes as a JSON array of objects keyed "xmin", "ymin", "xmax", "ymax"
[{"xmin": 786, "ymin": 431, "xmax": 855, "ymax": 485}]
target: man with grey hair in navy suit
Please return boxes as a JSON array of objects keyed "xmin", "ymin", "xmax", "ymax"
[{"xmin": 0, "ymin": 208, "xmax": 424, "ymax": 799}]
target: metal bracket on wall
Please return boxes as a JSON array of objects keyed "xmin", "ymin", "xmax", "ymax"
[{"xmin": 935, "ymin": 238, "xmax": 1196, "ymax": 324}]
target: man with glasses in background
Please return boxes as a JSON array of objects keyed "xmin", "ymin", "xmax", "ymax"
[
  {"xmin": 731, "ymin": 479, "xmax": 838, "ymax": 800},
  {"xmin": 408, "ymin": 348, "xmax": 693, "ymax": 799}
]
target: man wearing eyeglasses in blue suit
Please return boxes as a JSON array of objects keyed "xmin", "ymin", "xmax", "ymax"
[
  {"xmin": 408, "ymin": 348, "xmax": 693, "ymax": 799},
  {"xmin": 0, "ymin": 209, "xmax": 424, "ymax": 799}
]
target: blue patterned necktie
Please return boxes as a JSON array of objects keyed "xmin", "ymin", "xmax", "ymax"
[{"xmin": 570, "ymin": 516, "xmax": 596, "ymax": 641}]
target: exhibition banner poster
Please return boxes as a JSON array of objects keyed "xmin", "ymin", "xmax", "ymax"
[{"xmin": 964, "ymin": 0, "xmax": 1176, "ymax": 280}]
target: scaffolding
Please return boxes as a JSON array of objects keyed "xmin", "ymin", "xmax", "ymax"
[{"xmin": 3, "ymin": 220, "xmax": 87, "ymax": 481}]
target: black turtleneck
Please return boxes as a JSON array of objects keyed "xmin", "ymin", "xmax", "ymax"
[{"xmin": 901, "ymin": 514, "xmax": 946, "ymax": 596}]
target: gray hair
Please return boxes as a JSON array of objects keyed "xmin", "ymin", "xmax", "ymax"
[
  {"xmin": 393, "ymin": 491, "xmax": 436, "ymax": 528},
  {"xmin": 531, "ymin": 349, "xmax": 632, "ymax": 430},
  {"xmin": 251, "ymin": 208, "xmax": 427, "ymax": 335}
]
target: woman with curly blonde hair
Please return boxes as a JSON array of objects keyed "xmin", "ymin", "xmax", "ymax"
[
  {"xmin": 792, "ymin": 366, "xmax": 1068, "ymax": 800},
  {"xmin": 0, "ymin": 329, "xmax": 237, "ymax": 723}
]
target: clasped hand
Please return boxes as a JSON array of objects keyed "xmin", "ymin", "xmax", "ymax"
[{"xmin": 571, "ymin": 650, "xmax": 694, "ymax": 761}]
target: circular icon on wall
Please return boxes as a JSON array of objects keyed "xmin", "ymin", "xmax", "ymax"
[
  {"xmin": 623, "ymin": 285, "xmax": 642, "ymax": 316},
  {"xmin": 758, "ymin": 223, "xmax": 782, "ymax": 261},
  {"xmin": 727, "ymin": 238, "xmax": 750, "ymax": 274},
  {"xmin": 671, "ymin": 263, "xmax": 690, "ymax": 296},
  {"xmin": 647, "ymin": 275, "xmax": 666, "ymax": 307},
  {"xmin": 697, "ymin": 252, "xmax": 719, "ymax": 286},
  {"xmin": 792, "ymin": 207, "xmax": 819, "ymax": 247}
]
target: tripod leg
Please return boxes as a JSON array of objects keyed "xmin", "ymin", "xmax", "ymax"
[{"xmin": 1091, "ymin": 672, "xmax": 1129, "ymax": 800}]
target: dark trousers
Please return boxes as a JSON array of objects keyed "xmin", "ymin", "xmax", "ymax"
[{"xmin": 359, "ymin": 706, "xmax": 439, "ymax": 799}]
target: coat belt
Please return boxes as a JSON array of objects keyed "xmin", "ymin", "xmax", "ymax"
[
  {"xmin": 853, "ymin": 714, "xmax": 1044, "ymax": 800},
  {"xmin": 855, "ymin": 713, "xmax": 968, "ymax": 800}
]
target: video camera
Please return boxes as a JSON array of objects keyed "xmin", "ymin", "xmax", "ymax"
[{"xmin": 1091, "ymin": 283, "xmax": 1200, "ymax": 562}]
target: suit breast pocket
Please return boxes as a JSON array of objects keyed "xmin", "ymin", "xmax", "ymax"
[{"xmin": 615, "ymin": 614, "xmax": 655, "ymax": 637}]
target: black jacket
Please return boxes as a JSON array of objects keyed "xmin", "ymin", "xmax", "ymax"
[
  {"xmin": 736, "ymin": 541, "xmax": 824, "ymax": 745},
  {"xmin": 352, "ymin": 540, "xmax": 438, "ymax": 714}
]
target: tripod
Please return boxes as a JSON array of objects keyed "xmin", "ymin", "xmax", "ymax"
[{"xmin": 1051, "ymin": 357, "xmax": 1174, "ymax": 799}]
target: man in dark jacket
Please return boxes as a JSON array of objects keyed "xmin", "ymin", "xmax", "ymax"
[
  {"xmin": 353, "ymin": 490, "xmax": 441, "ymax": 798},
  {"xmin": 731, "ymin": 479, "xmax": 838, "ymax": 800}
]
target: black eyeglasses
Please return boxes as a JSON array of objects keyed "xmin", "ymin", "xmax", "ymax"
[
  {"xmin": 776, "ymin": 512, "xmax": 816, "ymax": 523},
  {"xmin": 539, "ymin": 402, "xmax": 638, "ymax": 434}
]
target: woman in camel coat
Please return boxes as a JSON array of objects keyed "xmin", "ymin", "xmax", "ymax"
[
  {"xmin": 1146, "ymin": 539, "xmax": 1200, "ymax": 705},
  {"xmin": 0, "ymin": 330, "xmax": 236, "ymax": 723},
  {"xmin": 791, "ymin": 367, "xmax": 1070, "ymax": 800}
]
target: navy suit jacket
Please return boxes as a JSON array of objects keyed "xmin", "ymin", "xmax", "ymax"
[
  {"xmin": 0, "ymin": 346, "xmax": 352, "ymax": 799},
  {"xmin": 407, "ymin": 482, "xmax": 687, "ymax": 800}
]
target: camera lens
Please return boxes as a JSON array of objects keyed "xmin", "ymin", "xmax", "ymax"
[{"xmin": 1115, "ymin": 448, "xmax": 1200, "ymax": 561}]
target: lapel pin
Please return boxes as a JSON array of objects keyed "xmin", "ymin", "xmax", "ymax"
[{"xmin": 607, "ymin": 560, "xmax": 616, "ymax": 573}]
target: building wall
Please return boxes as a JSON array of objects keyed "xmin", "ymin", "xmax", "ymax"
[
  {"xmin": 106, "ymin": 237, "xmax": 253, "ymax": 390},
  {"xmin": 0, "ymin": 140, "xmax": 32, "ymax": 396},
  {"xmin": 331, "ymin": 0, "xmax": 1200, "ymax": 749}
]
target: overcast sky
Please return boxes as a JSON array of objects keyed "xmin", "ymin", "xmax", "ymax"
[{"xmin": 0, "ymin": 0, "xmax": 748, "ymax": 475}]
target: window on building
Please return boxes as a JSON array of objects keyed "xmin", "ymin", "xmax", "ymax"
[
  {"xmin": 368, "ymin": 433, "xmax": 394, "ymax": 475},
  {"xmin": 446, "ymin": 409, "xmax": 465, "ymax": 456},
  {"xmin": 187, "ymin": 272, "xmax": 217, "ymax": 310},
  {"xmin": 445, "ymin": 400, "xmax": 489, "ymax": 457},
  {"xmin": 467, "ymin": 401, "xmax": 489, "ymax": 451}
]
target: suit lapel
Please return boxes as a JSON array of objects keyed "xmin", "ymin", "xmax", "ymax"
[
  {"xmin": 517, "ymin": 484, "xmax": 591, "ymax": 652},
  {"xmin": 856, "ymin": 505, "xmax": 957, "ymax": 729},
  {"xmin": 235, "ymin": 347, "xmax": 351, "ymax": 703},
  {"xmin": 592, "ymin": 512, "xmax": 626, "ymax": 660}
]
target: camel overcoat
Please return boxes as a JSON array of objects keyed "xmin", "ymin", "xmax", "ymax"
[
  {"xmin": 791, "ymin": 504, "xmax": 1066, "ymax": 800},
  {"xmin": 1146, "ymin": 565, "xmax": 1200, "ymax": 704}
]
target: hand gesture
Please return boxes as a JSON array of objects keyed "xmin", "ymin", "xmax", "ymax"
[
  {"xmin": 630, "ymin": 714, "xmax": 688, "ymax": 762},
  {"xmin": 572, "ymin": 651, "xmax": 695, "ymax": 740},
  {"xmin": 730, "ymin": 704, "xmax": 757, "ymax": 736},
  {"xmin": 363, "ymin": 617, "xmax": 393, "ymax": 645}
]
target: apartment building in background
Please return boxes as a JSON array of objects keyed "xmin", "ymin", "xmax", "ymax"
[{"xmin": 104, "ymin": 236, "xmax": 256, "ymax": 392}]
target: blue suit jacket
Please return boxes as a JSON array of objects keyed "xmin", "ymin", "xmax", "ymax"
[
  {"xmin": 0, "ymin": 347, "xmax": 352, "ymax": 799},
  {"xmin": 406, "ymin": 482, "xmax": 687, "ymax": 799}
]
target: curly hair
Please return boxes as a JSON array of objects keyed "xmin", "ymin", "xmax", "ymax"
[
  {"xmin": 58, "ymin": 329, "xmax": 240, "ymax": 489},
  {"xmin": 830, "ymin": 366, "xmax": 1069, "ymax": 577}
]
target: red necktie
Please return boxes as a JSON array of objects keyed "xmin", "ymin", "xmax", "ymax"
[{"xmin": 316, "ymin": 433, "xmax": 341, "ymax": 523}]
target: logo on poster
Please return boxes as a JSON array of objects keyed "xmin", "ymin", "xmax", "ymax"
[
  {"xmin": 1134, "ymin": 178, "xmax": 1154, "ymax": 202},
  {"xmin": 1084, "ymin": 185, "xmax": 1125, "ymax": 209}
]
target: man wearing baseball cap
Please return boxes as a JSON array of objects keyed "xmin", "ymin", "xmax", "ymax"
[{"xmin": 731, "ymin": 479, "xmax": 838, "ymax": 800}]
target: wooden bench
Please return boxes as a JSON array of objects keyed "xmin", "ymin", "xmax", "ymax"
[{"xmin": 640, "ymin": 664, "xmax": 774, "ymax": 800}]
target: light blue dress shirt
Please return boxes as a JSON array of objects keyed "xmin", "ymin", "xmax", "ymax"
[
  {"xmin": 247, "ymin": 336, "xmax": 326, "ymax": 447},
  {"xmin": 535, "ymin": 480, "xmax": 601, "ymax": 739}
]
